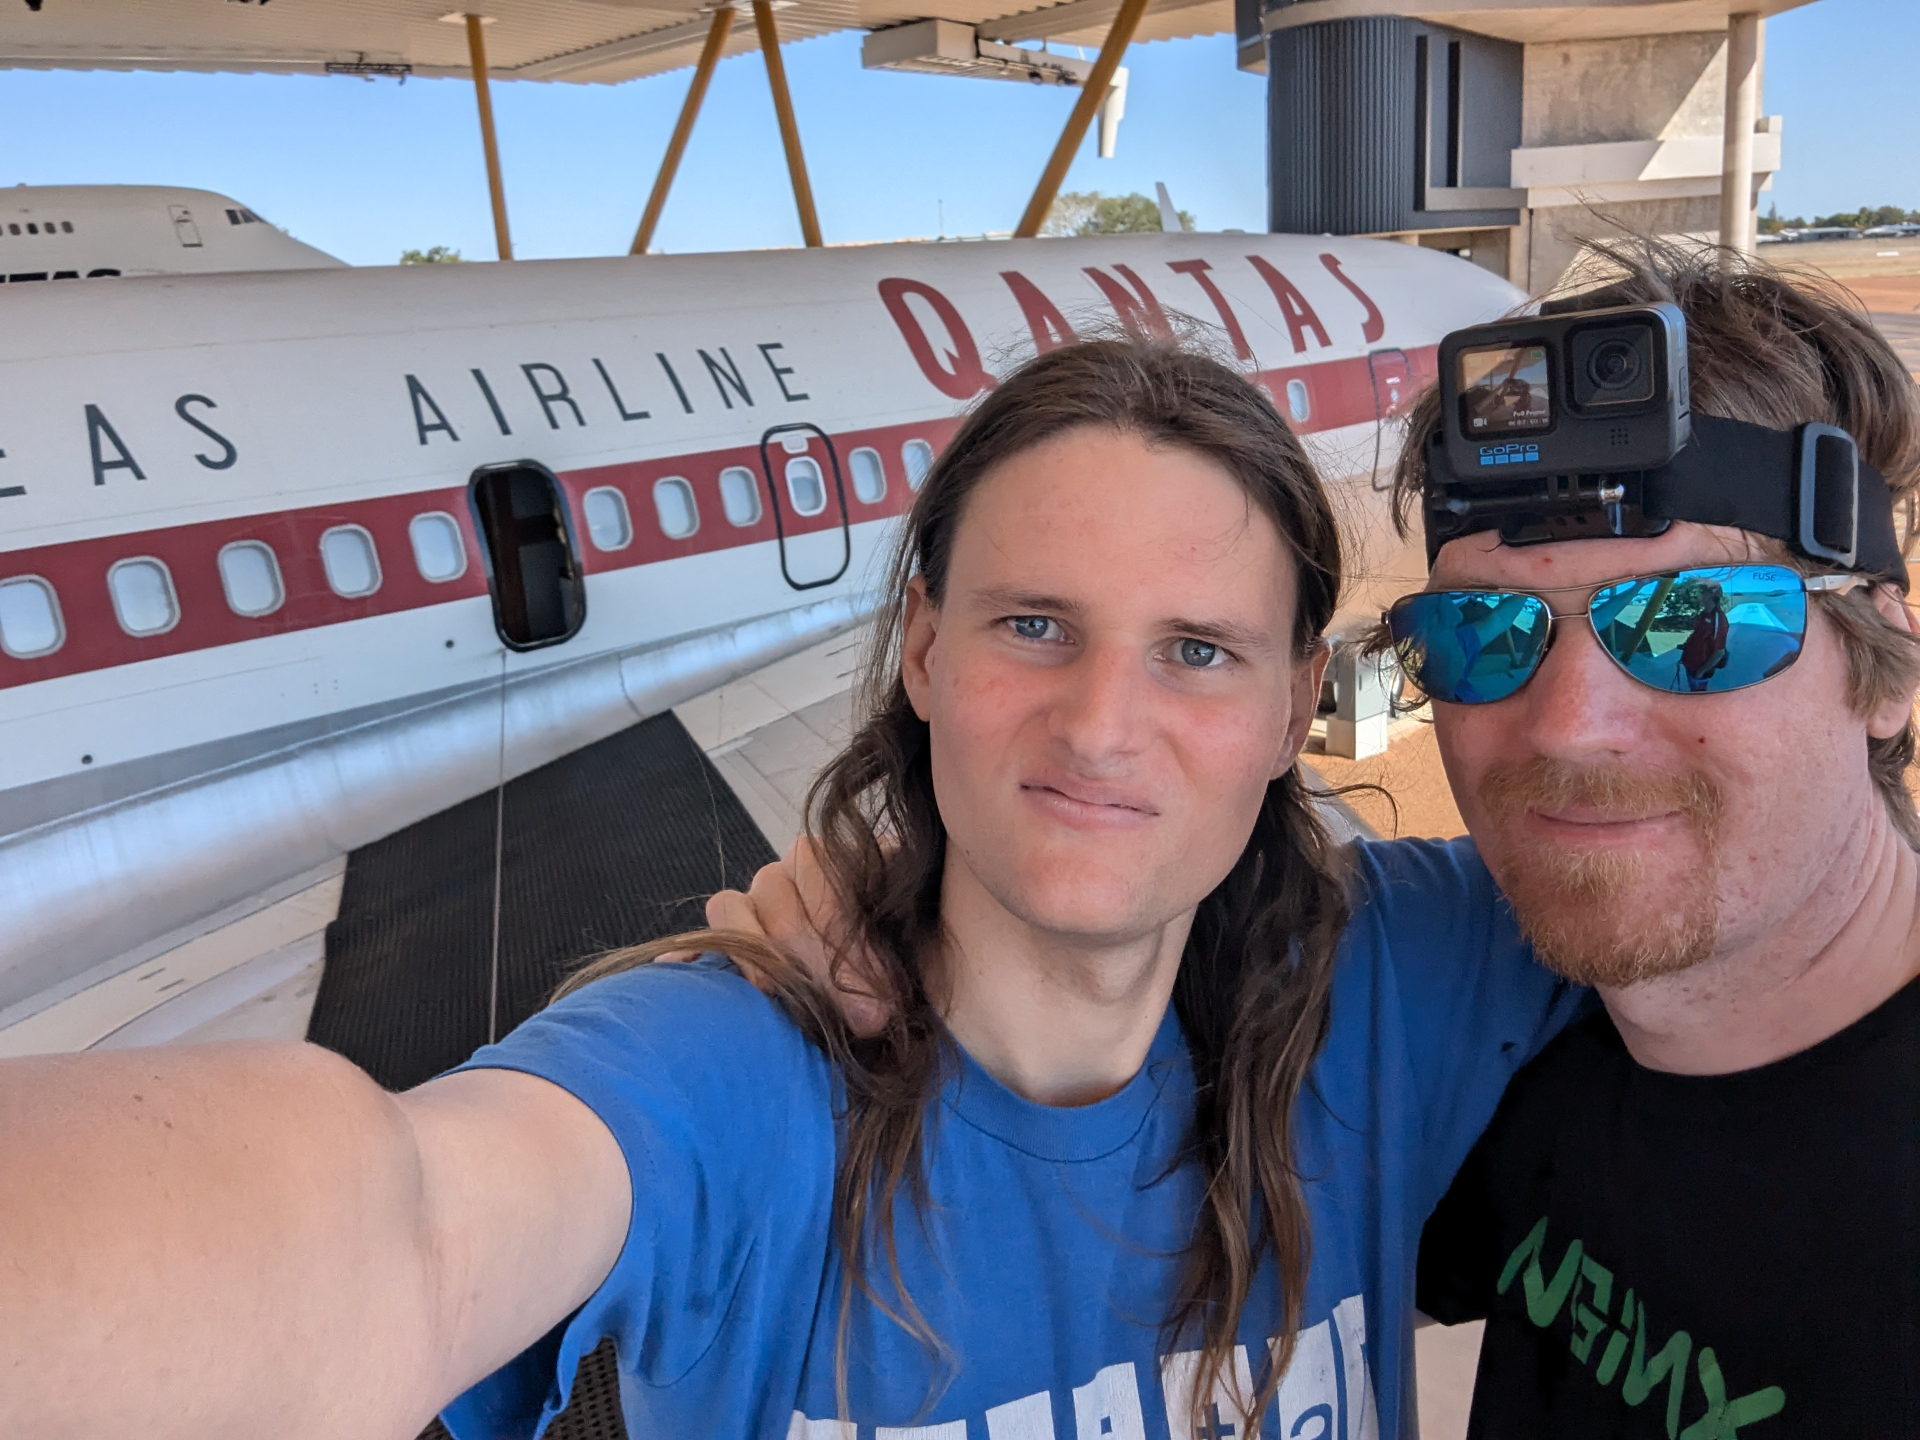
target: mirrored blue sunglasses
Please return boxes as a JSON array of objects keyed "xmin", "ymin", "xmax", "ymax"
[{"xmin": 1386, "ymin": 563, "xmax": 1868, "ymax": 705}]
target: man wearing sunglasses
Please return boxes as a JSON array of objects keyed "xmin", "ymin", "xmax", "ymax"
[{"xmin": 1392, "ymin": 246, "xmax": 1920, "ymax": 1438}]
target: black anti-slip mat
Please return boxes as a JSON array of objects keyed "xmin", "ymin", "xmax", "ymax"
[
  {"xmin": 307, "ymin": 710, "xmax": 775, "ymax": 1440},
  {"xmin": 310, "ymin": 709, "xmax": 773, "ymax": 1091}
]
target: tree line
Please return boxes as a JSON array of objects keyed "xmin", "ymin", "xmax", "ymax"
[{"xmin": 1761, "ymin": 203, "xmax": 1919, "ymax": 233}]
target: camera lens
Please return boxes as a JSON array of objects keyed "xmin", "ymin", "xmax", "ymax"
[
  {"xmin": 1586, "ymin": 338, "xmax": 1643, "ymax": 392},
  {"xmin": 1569, "ymin": 324, "xmax": 1657, "ymax": 409}
]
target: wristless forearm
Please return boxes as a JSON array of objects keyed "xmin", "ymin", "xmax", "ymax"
[{"xmin": 0, "ymin": 1042, "xmax": 445, "ymax": 1440}]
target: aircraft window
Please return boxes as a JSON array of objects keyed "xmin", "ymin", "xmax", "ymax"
[
  {"xmin": 902, "ymin": 439, "xmax": 934, "ymax": 491},
  {"xmin": 1286, "ymin": 379, "xmax": 1312, "ymax": 424},
  {"xmin": 719, "ymin": 465, "xmax": 762, "ymax": 527},
  {"xmin": 0, "ymin": 576, "xmax": 64, "ymax": 658},
  {"xmin": 61, "ymin": 221, "xmax": 73, "ymax": 234},
  {"xmin": 583, "ymin": 487, "xmax": 634, "ymax": 551},
  {"xmin": 218, "ymin": 541, "xmax": 285, "ymax": 617},
  {"xmin": 652, "ymin": 477, "xmax": 699, "ymax": 539},
  {"xmin": 226, "ymin": 209, "xmax": 243, "ymax": 226},
  {"xmin": 848, "ymin": 446, "xmax": 887, "ymax": 505},
  {"xmin": 320, "ymin": 525, "xmax": 382, "ymax": 598},
  {"xmin": 785, "ymin": 457, "xmax": 827, "ymax": 517},
  {"xmin": 108, "ymin": 558, "xmax": 180, "ymax": 637},
  {"xmin": 26, "ymin": 223, "xmax": 37, "ymax": 235},
  {"xmin": 408, "ymin": 511, "xmax": 468, "ymax": 582},
  {"xmin": 6, "ymin": 224, "xmax": 16, "ymax": 235}
]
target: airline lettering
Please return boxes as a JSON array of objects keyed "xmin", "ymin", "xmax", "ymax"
[
  {"xmin": 878, "ymin": 256, "xmax": 1404, "ymax": 434},
  {"xmin": 783, "ymin": 1294, "xmax": 1380, "ymax": 1440},
  {"xmin": 70, "ymin": 396, "xmax": 243, "ymax": 491},
  {"xmin": 876, "ymin": 277, "xmax": 993, "ymax": 400},
  {"xmin": 404, "ymin": 342, "xmax": 815, "ymax": 447}
]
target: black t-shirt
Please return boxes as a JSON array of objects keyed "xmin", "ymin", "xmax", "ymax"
[{"xmin": 1417, "ymin": 976, "xmax": 1920, "ymax": 1439}]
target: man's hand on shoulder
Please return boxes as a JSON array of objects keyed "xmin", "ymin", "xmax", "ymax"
[{"xmin": 682, "ymin": 837, "xmax": 893, "ymax": 1037}]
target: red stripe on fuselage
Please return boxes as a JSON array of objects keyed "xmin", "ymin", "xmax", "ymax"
[{"xmin": 0, "ymin": 346, "xmax": 1430, "ymax": 693}]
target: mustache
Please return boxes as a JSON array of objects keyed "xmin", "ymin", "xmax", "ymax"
[{"xmin": 1479, "ymin": 757, "xmax": 1725, "ymax": 831}]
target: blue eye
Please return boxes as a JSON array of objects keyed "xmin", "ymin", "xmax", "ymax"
[
  {"xmin": 1177, "ymin": 638, "xmax": 1219, "ymax": 668},
  {"xmin": 1010, "ymin": 616, "xmax": 1055, "ymax": 640}
]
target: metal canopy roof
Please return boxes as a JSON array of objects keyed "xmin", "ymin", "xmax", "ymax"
[{"xmin": 0, "ymin": 0, "xmax": 1234, "ymax": 86}]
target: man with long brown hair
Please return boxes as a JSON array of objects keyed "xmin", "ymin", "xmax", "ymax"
[{"xmin": 0, "ymin": 338, "xmax": 1579, "ymax": 1440}]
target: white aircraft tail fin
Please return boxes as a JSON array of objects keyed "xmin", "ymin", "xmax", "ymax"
[{"xmin": 1155, "ymin": 181, "xmax": 1181, "ymax": 233}]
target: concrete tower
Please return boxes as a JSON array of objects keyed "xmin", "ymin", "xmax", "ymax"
[{"xmin": 1240, "ymin": 0, "xmax": 1806, "ymax": 292}]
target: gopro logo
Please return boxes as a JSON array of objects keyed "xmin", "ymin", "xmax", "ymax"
[{"xmin": 1478, "ymin": 443, "xmax": 1540, "ymax": 467}]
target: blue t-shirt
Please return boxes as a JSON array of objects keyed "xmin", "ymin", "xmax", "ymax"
[{"xmin": 441, "ymin": 837, "xmax": 1581, "ymax": 1440}]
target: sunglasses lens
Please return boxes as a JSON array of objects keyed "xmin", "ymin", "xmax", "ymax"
[
  {"xmin": 1590, "ymin": 564, "xmax": 1808, "ymax": 696},
  {"xmin": 1389, "ymin": 591, "xmax": 1553, "ymax": 704}
]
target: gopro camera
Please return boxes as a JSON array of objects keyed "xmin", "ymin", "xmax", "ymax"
[
  {"xmin": 1438, "ymin": 303, "xmax": 1690, "ymax": 480},
  {"xmin": 1426, "ymin": 303, "xmax": 1692, "ymax": 552}
]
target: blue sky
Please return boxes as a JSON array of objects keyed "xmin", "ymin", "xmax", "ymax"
[{"xmin": 0, "ymin": 0, "xmax": 1908, "ymax": 264}]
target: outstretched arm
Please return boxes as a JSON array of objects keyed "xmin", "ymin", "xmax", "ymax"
[{"xmin": 0, "ymin": 1041, "xmax": 628, "ymax": 1440}]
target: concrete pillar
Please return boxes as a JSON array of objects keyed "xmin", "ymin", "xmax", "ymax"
[
  {"xmin": 1509, "ymin": 31, "xmax": 1781, "ymax": 292},
  {"xmin": 1720, "ymin": 13, "xmax": 1762, "ymax": 255},
  {"xmin": 1326, "ymin": 642, "xmax": 1397, "ymax": 760}
]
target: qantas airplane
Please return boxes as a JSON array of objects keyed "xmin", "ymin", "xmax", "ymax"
[
  {"xmin": 0, "ymin": 232, "xmax": 1521, "ymax": 1059},
  {"xmin": 0, "ymin": 184, "xmax": 344, "ymax": 283}
]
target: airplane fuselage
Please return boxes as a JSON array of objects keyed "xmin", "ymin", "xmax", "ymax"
[{"xmin": 0, "ymin": 233, "xmax": 1520, "ymax": 1033}]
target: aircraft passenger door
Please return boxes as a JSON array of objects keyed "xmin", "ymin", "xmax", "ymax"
[
  {"xmin": 167, "ymin": 204, "xmax": 204, "ymax": 248},
  {"xmin": 758, "ymin": 423, "xmax": 852, "ymax": 590},
  {"xmin": 1368, "ymin": 347, "xmax": 1412, "ymax": 420},
  {"xmin": 468, "ymin": 460, "xmax": 588, "ymax": 650},
  {"xmin": 1367, "ymin": 347, "xmax": 1414, "ymax": 492}
]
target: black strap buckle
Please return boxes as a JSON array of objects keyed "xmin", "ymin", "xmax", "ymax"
[{"xmin": 1796, "ymin": 422, "xmax": 1860, "ymax": 567}]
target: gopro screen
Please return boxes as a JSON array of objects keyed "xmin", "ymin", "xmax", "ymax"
[{"xmin": 1458, "ymin": 344, "xmax": 1553, "ymax": 434}]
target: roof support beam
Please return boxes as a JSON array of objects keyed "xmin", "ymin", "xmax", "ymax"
[
  {"xmin": 631, "ymin": 6, "xmax": 734, "ymax": 255},
  {"xmin": 464, "ymin": 14, "xmax": 513, "ymax": 261},
  {"xmin": 1719, "ymin": 11, "xmax": 1761, "ymax": 257},
  {"xmin": 978, "ymin": 0, "xmax": 1208, "ymax": 44},
  {"xmin": 1012, "ymin": 0, "xmax": 1151, "ymax": 238},
  {"xmin": 753, "ymin": 0, "xmax": 823, "ymax": 248}
]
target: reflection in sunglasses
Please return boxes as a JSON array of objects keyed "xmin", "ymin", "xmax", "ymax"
[{"xmin": 1389, "ymin": 564, "xmax": 1814, "ymax": 705}]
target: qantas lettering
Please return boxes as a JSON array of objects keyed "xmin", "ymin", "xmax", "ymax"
[
  {"xmin": 1246, "ymin": 258, "xmax": 1332, "ymax": 355},
  {"xmin": 876, "ymin": 277, "xmax": 993, "ymax": 401},
  {"xmin": 881, "ymin": 257, "xmax": 1391, "ymax": 406},
  {"xmin": 782, "ymin": 1295, "xmax": 1379, "ymax": 1440}
]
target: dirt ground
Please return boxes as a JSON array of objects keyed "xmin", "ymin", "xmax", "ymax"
[
  {"xmin": 1774, "ymin": 246, "xmax": 1920, "ymax": 376},
  {"xmin": 1303, "ymin": 718, "xmax": 1466, "ymax": 839}
]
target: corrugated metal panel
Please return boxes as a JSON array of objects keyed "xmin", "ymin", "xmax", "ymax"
[{"xmin": 1267, "ymin": 15, "xmax": 1417, "ymax": 237}]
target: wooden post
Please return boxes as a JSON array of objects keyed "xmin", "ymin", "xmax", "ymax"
[
  {"xmin": 1012, "ymin": 0, "xmax": 1152, "ymax": 239},
  {"xmin": 631, "ymin": 7, "xmax": 735, "ymax": 255},
  {"xmin": 465, "ymin": 14, "xmax": 513, "ymax": 262},
  {"xmin": 1719, "ymin": 12, "xmax": 1762, "ymax": 257},
  {"xmin": 752, "ymin": 0, "xmax": 823, "ymax": 248}
]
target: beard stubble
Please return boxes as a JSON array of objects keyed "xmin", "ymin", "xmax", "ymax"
[{"xmin": 1477, "ymin": 757, "xmax": 1727, "ymax": 988}]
